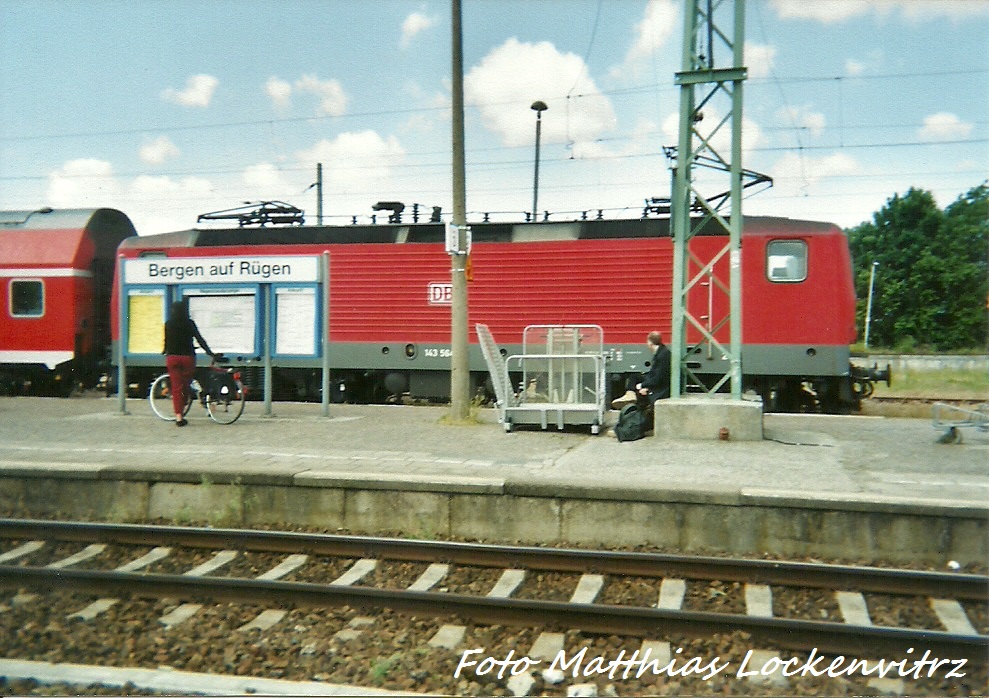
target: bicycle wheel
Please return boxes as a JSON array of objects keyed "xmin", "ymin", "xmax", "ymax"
[
  {"xmin": 206, "ymin": 377, "xmax": 246, "ymax": 424},
  {"xmin": 149, "ymin": 374, "xmax": 192, "ymax": 421}
]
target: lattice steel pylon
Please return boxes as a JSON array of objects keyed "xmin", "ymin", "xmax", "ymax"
[{"xmin": 669, "ymin": 0, "xmax": 749, "ymax": 400}]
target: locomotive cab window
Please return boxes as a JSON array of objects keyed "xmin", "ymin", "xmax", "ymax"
[
  {"xmin": 766, "ymin": 240, "xmax": 807, "ymax": 282},
  {"xmin": 9, "ymin": 279, "xmax": 44, "ymax": 317}
]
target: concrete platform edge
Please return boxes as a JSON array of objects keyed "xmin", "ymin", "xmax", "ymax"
[{"xmin": 1, "ymin": 470, "xmax": 985, "ymax": 564}]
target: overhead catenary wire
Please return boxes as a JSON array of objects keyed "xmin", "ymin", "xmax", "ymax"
[
  {"xmin": 1, "ymin": 67, "xmax": 985, "ymax": 144},
  {"xmin": 753, "ymin": 1, "xmax": 809, "ymax": 197}
]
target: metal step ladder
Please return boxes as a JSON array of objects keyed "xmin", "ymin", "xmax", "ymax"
[{"xmin": 476, "ymin": 324, "xmax": 606, "ymax": 434}]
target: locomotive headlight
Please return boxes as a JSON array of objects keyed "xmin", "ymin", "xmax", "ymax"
[
  {"xmin": 405, "ymin": 343, "xmax": 417, "ymax": 358},
  {"xmin": 806, "ymin": 347, "xmax": 817, "ymax": 357}
]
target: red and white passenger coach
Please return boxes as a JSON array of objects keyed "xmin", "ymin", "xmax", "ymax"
[{"xmin": 0, "ymin": 208, "xmax": 136, "ymax": 394}]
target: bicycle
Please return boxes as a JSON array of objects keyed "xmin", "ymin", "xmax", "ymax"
[{"xmin": 148, "ymin": 355, "xmax": 246, "ymax": 425}]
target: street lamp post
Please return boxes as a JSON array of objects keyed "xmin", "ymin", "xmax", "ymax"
[
  {"xmin": 530, "ymin": 100, "xmax": 548, "ymax": 220},
  {"xmin": 864, "ymin": 260, "xmax": 879, "ymax": 348}
]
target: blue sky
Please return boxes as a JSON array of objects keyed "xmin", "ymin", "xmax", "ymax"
[{"xmin": 1, "ymin": 0, "xmax": 986, "ymax": 235}]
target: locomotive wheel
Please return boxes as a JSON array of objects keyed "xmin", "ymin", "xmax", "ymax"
[{"xmin": 763, "ymin": 382, "xmax": 801, "ymax": 413}]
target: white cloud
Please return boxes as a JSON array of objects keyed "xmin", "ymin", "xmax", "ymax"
[
  {"xmin": 465, "ymin": 38, "xmax": 616, "ymax": 154},
  {"xmin": 771, "ymin": 0, "xmax": 872, "ymax": 23},
  {"xmin": 139, "ymin": 135, "xmax": 179, "ymax": 165},
  {"xmin": 130, "ymin": 174, "xmax": 211, "ymax": 199},
  {"xmin": 46, "ymin": 159, "xmax": 214, "ymax": 235},
  {"xmin": 296, "ymin": 131, "xmax": 406, "ymax": 200},
  {"xmin": 772, "ymin": 0, "xmax": 989, "ymax": 23},
  {"xmin": 748, "ymin": 151, "xmax": 892, "ymax": 227},
  {"xmin": 401, "ymin": 81, "xmax": 449, "ymax": 133},
  {"xmin": 161, "ymin": 74, "xmax": 218, "ymax": 108},
  {"xmin": 263, "ymin": 75, "xmax": 347, "ymax": 115},
  {"xmin": 897, "ymin": 0, "xmax": 989, "ymax": 22},
  {"xmin": 843, "ymin": 49, "xmax": 884, "ymax": 77},
  {"xmin": 401, "ymin": 11, "xmax": 437, "ymax": 49},
  {"xmin": 47, "ymin": 159, "xmax": 121, "ymax": 205},
  {"xmin": 778, "ymin": 106, "xmax": 826, "ymax": 137},
  {"xmin": 628, "ymin": 0, "xmax": 678, "ymax": 61},
  {"xmin": 241, "ymin": 163, "xmax": 293, "ymax": 194},
  {"xmin": 127, "ymin": 175, "xmax": 214, "ymax": 233},
  {"xmin": 294, "ymin": 75, "xmax": 348, "ymax": 116},
  {"xmin": 845, "ymin": 58, "xmax": 866, "ymax": 77},
  {"xmin": 768, "ymin": 151, "xmax": 859, "ymax": 197},
  {"xmin": 745, "ymin": 42, "xmax": 777, "ymax": 80},
  {"xmin": 609, "ymin": 0, "xmax": 678, "ymax": 80},
  {"xmin": 265, "ymin": 77, "xmax": 293, "ymax": 110},
  {"xmin": 917, "ymin": 112, "xmax": 973, "ymax": 141}
]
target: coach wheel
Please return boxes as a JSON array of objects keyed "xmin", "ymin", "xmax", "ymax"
[
  {"xmin": 761, "ymin": 385, "xmax": 782, "ymax": 413},
  {"xmin": 149, "ymin": 374, "xmax": 192, "ymax": 421},
  {"xmin": 0, "ymin": 372, "xmax": 19, "ymax": 396},
  {"xmin": 52, "ymin": 371, "xmax": 75, "ymax": 397},
  {"xmin": 763, "ymin": 381, "xmax": 806, "ymax": 413}
]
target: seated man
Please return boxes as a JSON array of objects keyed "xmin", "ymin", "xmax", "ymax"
[{"xmin": 612, "ymin": 331, "xmax": 671, "ymax": 409}]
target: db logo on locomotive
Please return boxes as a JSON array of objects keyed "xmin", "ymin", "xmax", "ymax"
[{"xmin": 428, "ymin": 282, "xmax": 453, "ymax": 305}]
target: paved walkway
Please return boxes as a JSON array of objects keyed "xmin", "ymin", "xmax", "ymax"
[{"xmin": 0, "ymin": 396, "xmax": 986, "ymax": 510}]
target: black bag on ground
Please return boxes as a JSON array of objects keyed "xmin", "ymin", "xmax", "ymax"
[{"xmin": 614, "ymin": 403, "xmax": 650, "ymax": 442}]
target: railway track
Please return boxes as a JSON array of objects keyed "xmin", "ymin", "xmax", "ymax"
[
  {"xmin": 871, "ymin": 397, "xmax": 985, "ymax": 406},
  {"xmin": 1, "ymin": 518, "xmax": 986, "ymax": 671}
]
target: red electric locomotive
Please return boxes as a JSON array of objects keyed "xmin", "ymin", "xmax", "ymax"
[
  {"xmin": 113, "ymin": 212, "xmax": 884, "ymax": 412},
  {"xmin": 0, "ymin": 207, "xmax": 137, "ymax": 394}
]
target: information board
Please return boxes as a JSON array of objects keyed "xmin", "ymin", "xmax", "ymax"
[
  {"xmin": 275, "ymin": 287, "xmax": 318, "ymax": 356},
  {"xmin": 127, "ymin": 290, "xmax": 165, "ymax": 354},
  {"xmin": 187, "ymin": 291, "xmax": 257, "ymax": 355}
]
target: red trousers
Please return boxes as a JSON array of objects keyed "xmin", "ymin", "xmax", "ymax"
[{"xmin": 165, "ymin": 355, "xmax": 196, "ymax": 416}]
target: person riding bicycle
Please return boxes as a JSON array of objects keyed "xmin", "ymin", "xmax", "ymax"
[{"xmin": 163, "ymin": 300, "xmax": 214, "ymax": 426}]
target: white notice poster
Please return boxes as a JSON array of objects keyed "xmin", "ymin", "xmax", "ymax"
[
  {"xmin": 187, "ymin": 292, "xmax": 257, "ymax": 355},
  {"xmin": 275, "ymin": 287, "xmax": 317, "ymax": 356}
]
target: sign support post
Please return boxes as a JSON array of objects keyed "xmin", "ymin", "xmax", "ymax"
[
  {"xmin": 116, "ymin": 254, "xmax": 129, "ymax": 415},
  {"xmin": 321, "ymin": 251, "xmax": 331, "ymax": 417}
]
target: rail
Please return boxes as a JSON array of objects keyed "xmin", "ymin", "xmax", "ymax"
[{"xmin": 1, "ymin": 519, "xmax": 986, "ymax": 665}]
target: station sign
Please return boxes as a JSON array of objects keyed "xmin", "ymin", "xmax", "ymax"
[{"xmin": 124, "ymin": 255, "xmax": 320, "ymax": 284}]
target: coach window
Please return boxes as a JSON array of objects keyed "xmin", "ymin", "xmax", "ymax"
[
  {"xmin": 766, "ymin": 240, "xmax": 807, "ymax": 282},
  {"xmin": 10, "ymin": 279, "xmax": 44, "ymax": 317}
]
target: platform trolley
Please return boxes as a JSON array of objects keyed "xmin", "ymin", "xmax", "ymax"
[
  {"xmin": 931, "ymin": 402, "xmax": 989, "ymax": 444},
  {"xmin": 476, "ymin": 324, "xmax": 607, "ymax": 434}
]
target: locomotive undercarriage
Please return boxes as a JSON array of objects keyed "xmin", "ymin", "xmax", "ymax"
[
  {"xmin": 754, "ymin": 361, "xmax": 891, "ymax": 414},
  {"xmin": 108, "ymin": 362, "xmax": 890, "ymax": 416},
  {"xmin": 267, "ymin": 364, "xmax": 890, "ymax": 416}
]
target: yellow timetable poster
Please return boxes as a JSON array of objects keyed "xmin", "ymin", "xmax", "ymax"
[{"xmin": 127, "ymin": 291, "xmax": 165, "ymax": 354}]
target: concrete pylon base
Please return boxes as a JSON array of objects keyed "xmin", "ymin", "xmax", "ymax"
[{"xmin": 653, "ymin": 396, "xmax": 763, "ymax": 441}]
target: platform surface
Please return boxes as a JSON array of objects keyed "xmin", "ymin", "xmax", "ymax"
[{"xmin": 0, "ymin": 396, "xmax": 986, "ymax": 514}]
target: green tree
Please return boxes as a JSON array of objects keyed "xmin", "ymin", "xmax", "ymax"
[
  {"xmin": 940, "ymin": 184, "xmax": 989, "ymax": 348},
  {"xmin": 847, "ymin": 185, "xmax": 988, "ymax": 351}
]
